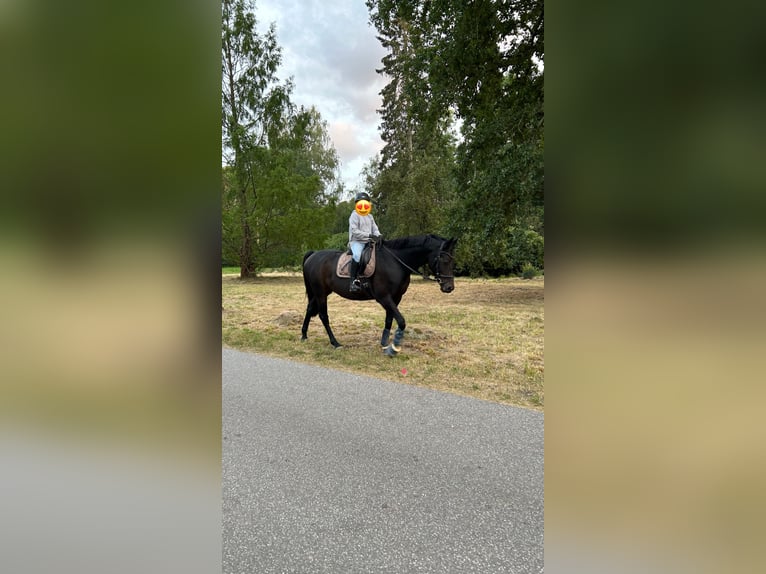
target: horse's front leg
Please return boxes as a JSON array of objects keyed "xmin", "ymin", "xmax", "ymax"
[
  {"xmin": 379, "ymin": 297, "xmax": 405, "ymax": 357},
  {"xmin": 384, "ymin": 325, "xmax": 405, "ymax": 357},
  {"xmin": 381, "ymin": 310, "xmax": 394, "ymax": 348},
  {"xmin": 380, "ymin": 294, "xmax": 403, "ymax": 348}
]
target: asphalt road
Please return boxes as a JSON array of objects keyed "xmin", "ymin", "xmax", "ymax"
[{"xmin": 223, "ymin": 348, "xmax": 544, "ymax": 573}]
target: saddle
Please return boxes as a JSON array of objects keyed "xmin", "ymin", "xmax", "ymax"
[{"xmin": 336, "ymin": 243, "xmax": 377, "ymax": 279}]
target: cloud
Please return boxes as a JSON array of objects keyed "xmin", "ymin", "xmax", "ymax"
[
  {"xmin": 328, "ymin": 120, "xmax": 384, "ymax": 190},
  {"xmin": 330, "ymin": 121, "xmax": 383, "ymax": 160},
  {"xmin": 328, "ymin": 121, "xmax": 358, "ymax": 158},
  {"xmin": 255, "ymin": 0, "xmax": 386, "ymax": 186}
]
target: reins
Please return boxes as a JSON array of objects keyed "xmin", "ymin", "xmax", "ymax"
[{"xmin": 377, "ymin": 241, "xmax": 452, "ymax": 284}]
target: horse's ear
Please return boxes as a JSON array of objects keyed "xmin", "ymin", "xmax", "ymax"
[{"xmin": 447, "ymin": 237, "xmax": 458, "ymax": 251}]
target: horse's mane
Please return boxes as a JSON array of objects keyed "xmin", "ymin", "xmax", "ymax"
[{"xmin": 382, "ymin": 234, "xmax": 447, "ymax": 250}]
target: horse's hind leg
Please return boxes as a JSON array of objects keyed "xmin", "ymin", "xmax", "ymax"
[
  {"xmin": 301, "ymin": 298, "xmax": 318, "ymax": 341},
  {"xmin": 317, "ymin": 297, "xmax": 341, "ymax": 348}
]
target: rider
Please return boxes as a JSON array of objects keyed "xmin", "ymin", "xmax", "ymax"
[{"xmin": 348, "ymin": 191, "xmax": 381, "ymax": 292}]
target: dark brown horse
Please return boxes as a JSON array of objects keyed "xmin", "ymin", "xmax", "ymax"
[{"xmin": 301, "ymin": 234, "xmax": 457, "ymax": 355}]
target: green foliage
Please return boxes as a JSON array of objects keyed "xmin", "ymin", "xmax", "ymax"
[
  {"xmin": 521, "ymin": 263, "xmax": 538, "ymax": 280},
  {"xmin": 365, "ymin": 0, "xmax": 459, "ymax": 242},
  {"xmin": 221, "ymin": 0, "xmax": 544, "ymax": 277},
  {"xmin": 330, "ymin": 200, "xmax": 354, "ymax": 235},
  {"xmin": 221, "ymin": 0, "xmax": 340, "ymax": 274},
  {"xmin": 455, "ymin": 224, "xmax": 544, "ymax": 277},
  {"xmin": 368, "ymin": 137, "xmax": 457, "ymax": 239},
  {"xmin": 366, "ymin": 0, "xmax": 544, "ymax": 276},
  {"xmin": 324, "ymin": 232, "xmax": 349, "ymax": 251}
]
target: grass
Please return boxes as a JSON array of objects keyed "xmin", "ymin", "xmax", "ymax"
[{"xmin": 222, "ymin": 272, "xmax": 544, "ymax": 410}]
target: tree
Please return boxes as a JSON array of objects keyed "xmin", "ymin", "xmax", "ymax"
[
  {"xmin": 441, "ymin": 0, "xmax": 544, "ymax": 275},
  {"xmin": 247, "ymin": 106, "xmax": 340, "ymax": 268},
  {"xmin": 222, "ymin": 0, "xmax": 340, "ymax": 273},
  {"xmin": 221, "ymin": 165, "xmax": 239, "ymax": 266},
  {"xmin": 365, "ymin": 1, "xmax": 458, "ymax": 239},
  {"xmin": 222, "ymin": 0, "xmax": 291, "ymax": 277},
  {"xmin": 366, "ymin": 0, "xmax": 544, "ymax": 276}
]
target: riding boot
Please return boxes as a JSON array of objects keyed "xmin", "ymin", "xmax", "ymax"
[{"xmin": 349, "ymin": 260, "xmax": 361, "ymax": 292}]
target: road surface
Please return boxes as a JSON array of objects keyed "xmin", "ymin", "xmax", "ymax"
[{"xmin": 223, "ymin": 348, "xmax": 543, "ymax": 573}]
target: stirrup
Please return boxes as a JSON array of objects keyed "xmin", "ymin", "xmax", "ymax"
[{"xmin": 349, "ymin": 278, "xmax": 361, "ymax": 292}]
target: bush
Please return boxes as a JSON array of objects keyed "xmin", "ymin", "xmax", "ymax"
[
  {"xmin": 453, "ymin": 225, "xmax": 544, "ymax": 277},
  {"xmin": 521, "ymin": 263, "xmax": 538, "ymax": 279},
  {"xmin": 324, "ymin": 232, "xmax": 348, "ymax": 251},
  {"xmin": 508, "ymin": 227, "xmax": 544, "ymax": 273}
]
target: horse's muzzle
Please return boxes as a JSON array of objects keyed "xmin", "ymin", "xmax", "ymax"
[{"xmin": 440, "ymin": 283, "xmax": 454, "ymax": 293}]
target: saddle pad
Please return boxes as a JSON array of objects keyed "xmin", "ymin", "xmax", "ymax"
[{"xmin": 336, "ymin": 247, "xmax": 376, "ymax": 278}]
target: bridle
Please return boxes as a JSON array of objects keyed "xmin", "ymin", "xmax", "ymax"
[{"xmin": 431, "ymin": 249, "xmax": 455, "ymax": 284}]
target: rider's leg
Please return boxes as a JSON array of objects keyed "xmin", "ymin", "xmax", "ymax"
[{"xmin": 349, "ymin": 242, "xmax": 364, "ymax": 292}]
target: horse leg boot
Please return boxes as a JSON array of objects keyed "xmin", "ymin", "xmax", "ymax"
[
  {"xmin": 349, "ymin": 260, "xmax": 361, "ymax": 292},
  {"xmin": 384, "ymin": 328, "xmax": 405, "ymax": 357}
]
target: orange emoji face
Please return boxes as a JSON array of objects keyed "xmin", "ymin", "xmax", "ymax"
[{"xmin": 355, "ymin": 199, "xmax": 371, "ymax": 216}]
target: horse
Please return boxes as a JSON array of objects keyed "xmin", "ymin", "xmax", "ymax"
[{"xmin": 301, "ymin": 234, "xmax": 457, "ymax": 356}]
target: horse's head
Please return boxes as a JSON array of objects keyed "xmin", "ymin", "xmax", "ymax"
[{"xmin": 431, "ymin": 237, "xmax": 458, "ymax": 293}]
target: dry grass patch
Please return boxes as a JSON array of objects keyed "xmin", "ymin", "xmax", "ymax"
[{"xmin": 222, "ymin": 273, "xmax": 543, "ymax": 409}]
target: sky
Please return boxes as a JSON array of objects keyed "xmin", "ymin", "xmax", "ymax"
[{"xmin": 255, "ymin": 0, "xmax": 388, "ymax": 195}]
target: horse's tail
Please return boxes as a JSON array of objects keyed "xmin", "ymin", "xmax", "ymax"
[{"xmin": 302, "ymin": 251, "xmax": 318, "ymax": 316}]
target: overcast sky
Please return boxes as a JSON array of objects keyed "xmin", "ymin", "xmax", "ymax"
[{"xmin": 255, "ymin": 0, "xmax": 387, "ymax": 195}]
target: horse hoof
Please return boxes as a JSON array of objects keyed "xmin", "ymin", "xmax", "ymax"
[{"xmin": 383, "ymin": 345, "xmax": 398, "ymax": 357}]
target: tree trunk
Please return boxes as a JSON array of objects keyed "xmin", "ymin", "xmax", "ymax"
[
  {"xmin": 239, "ymin": 215, "xmax": 254, "ymax": 278},
  {"xmin": 236, "ymin": 160, "xmax": 255, "ymax": 278}
]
